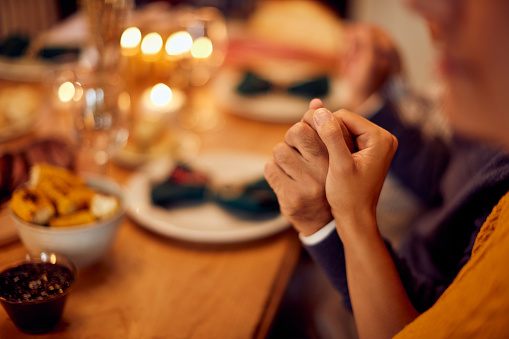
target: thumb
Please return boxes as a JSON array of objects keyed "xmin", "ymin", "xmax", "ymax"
[{"xmin": 314, "ymin": 108, "xmax": 353, "ymax": 164}]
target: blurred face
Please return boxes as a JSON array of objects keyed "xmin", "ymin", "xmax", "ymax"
[{"xmin": 408, "ymin": 0, "xmax": 509, "ymax": 147}]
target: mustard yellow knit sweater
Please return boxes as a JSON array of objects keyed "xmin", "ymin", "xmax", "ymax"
[{"xmin": 394, "ymin": 191, "xmax": 509, "ymax": 338}]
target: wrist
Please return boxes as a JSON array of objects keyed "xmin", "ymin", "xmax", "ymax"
[
  {"xmin": 333, "ymin": 209, "xmax": 379, "ymax": 244},
  {"xmin": 299, "ymin": 220, "xmax": 336, "ymax": 246},
  {"xmin": 293, "ymin": 216, "xmax": 334, "ymax": 237}
]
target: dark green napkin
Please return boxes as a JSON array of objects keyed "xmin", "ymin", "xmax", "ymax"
[
  {"xmin": 236, "ymin": 71, "xmax": 330, "ymax": 98},
  {"xmin": 151, "ymin": 163, "xmax": 280, "ymax": 220},
  {"xmin": 0, "ymin": 34, "xmax": 30, "ymax": 58}
]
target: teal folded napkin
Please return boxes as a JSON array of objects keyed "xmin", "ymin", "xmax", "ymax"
[
  {"xmin": 236, "ymin": 71, "xmax": 330, "ymax": 98},
  {"xmin": 0, "ymin": 35, "xmax": 30, "ymax": 58},
  {"xmin": 151, "ymin": 163, "xmax": 280, "ymax": 220}
]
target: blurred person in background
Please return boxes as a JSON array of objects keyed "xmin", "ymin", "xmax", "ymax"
[{"xmin": 265, "ymin": 0, "xmax": 509, "ymax": 337}]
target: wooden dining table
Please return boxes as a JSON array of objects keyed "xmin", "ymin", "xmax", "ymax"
[{"xmin": 0, "ymin": 78, "xmax": 303, "ymax": 338}]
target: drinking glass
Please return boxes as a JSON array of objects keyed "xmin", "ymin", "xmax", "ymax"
[
  {"xmin": 81, "ymin": 0, "xmax": 133, "ymax": 82},
  {"xmin": 167, "ymin": 6, "xmax": 228, "ymax": 131},
  {"xmin": 73, "ymin": 74, "xmax": 129, "ymax": 174},
  {"xmin": 74, "ymin": 0, "xmax": 132, "ymax": 174}
]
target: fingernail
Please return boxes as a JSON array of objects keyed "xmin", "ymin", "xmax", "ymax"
[{"xmin": 314, "ymin": 108, "xmax": 333, "ymax": 127}]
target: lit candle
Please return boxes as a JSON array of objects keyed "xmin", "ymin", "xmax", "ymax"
[
  {"xmin": 58, "ymin": 81, "xmax": 76, "ymax": 103},
  {"xmin": 148, "ymin": 83, "xmax": 173, "ymax": 114},
  {"xmin": 120, "ymin": 27, "xmax": 142, "ymax": 56},
  {"xmin": 165, "ymin": 31, "xmax": 193, "ymax": 58},
  {"xmin": 55, "ymin": 80, "xmax": 82, "ymax": 109},
  {"xmin": 134, "ymin": 83, "xmax": 183, "ymax": 147},
  {"xmin": 139, "ymin": 83, "xmax": 180, "ymax": 118},
  {"xmin": 191, "ymin": 36, "xmax": 213, "ymax": 59},
  {"xmin": 141, "ymin": 32, "xmax": 163, "ymax": 62}
]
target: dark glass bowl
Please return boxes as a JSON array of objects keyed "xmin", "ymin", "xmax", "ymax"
[{"xmin": 0, "ymin": 252, "xmax": 77, "ymax": 334}]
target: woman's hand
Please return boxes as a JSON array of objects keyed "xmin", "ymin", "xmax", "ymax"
[
  {"xmin": 312, "ymin": 107, "xmax": 398, "ymax": 238},
  {"xmin": 312, "ymin": 108, "xmax": 420, "ymax": 338}
]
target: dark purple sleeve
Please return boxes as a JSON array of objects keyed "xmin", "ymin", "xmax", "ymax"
[
  {"xmin": 303, "ymin": 230, "xmax": 452, "ymax": 313},
  {"xmin": 303, "ymin": 230, "xmax": 352, "ymax": 312},
  {"xmin": 370, "ymin": 101, "xmax": 450, "ymax": 206}
]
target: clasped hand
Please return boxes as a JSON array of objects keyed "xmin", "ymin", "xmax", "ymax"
[{"xmin": 264, "ymin": 99, "xmax": 397, "ymax": 239}]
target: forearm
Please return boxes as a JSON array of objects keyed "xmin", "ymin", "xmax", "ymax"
[{"xmin": 338, "ymin": 215, "xmax": 419, "ymax": 339}]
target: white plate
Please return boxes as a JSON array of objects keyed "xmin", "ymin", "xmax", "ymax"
[
  {"xmin": 0, "ymin": 114, "xmax": 38, "ymax": 142},
  {"xmin": 211, "ymin": 68, "xmax": 349, "ymax": 124},
  {"xmin": 125, "ymin": 151, "xmax": 290, "ymax": 243}
]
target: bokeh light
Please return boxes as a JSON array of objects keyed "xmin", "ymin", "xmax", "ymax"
[
  {"xmin": 141, "ymin": 32, "xmax": 163, "ymax": 55},
  {"xmin": 165, "ymin": 31, "xmax": 193, "ymax": 56},
  {"xmin": 191, "ymin": 37, "xmax": 213, "ymax": 58},
  {"xmin": 150, "ymin": 83, "xmax": 173, "ymax": 107},
  {"xmin": 120, "ymin": 27, "xmax": 142, "ymax": 49},
  {"xmin": 58, "ymin": 81, "xmax": 75, "ymax": 102}
]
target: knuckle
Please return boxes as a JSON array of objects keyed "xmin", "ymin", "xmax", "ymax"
[
  {"xmin": 272, "ymin": 142, "xmax": 294, "ymax": 165},
  {"xmin": 306, "ymin": 181, "xmax": 324, "ymax": 199},
  {"xmin": 263, "ymin": 161, "xmax": 274, "ymax": 179},
  {"xmin": 391, "ymin": 134, "xmax": 399, "ymax": 151},
  {"xmin": 300, "ymin": 136, "xmax": 326, "ymax": 158},
  {"xmin": 302, "ymin": 109, "xmax": 315, "ymax": 125},
  {"xmin": 286, "ymin": 122, "xmax": 308, "ymax": 142},
  {"xmin": 284, "ymin": 193, "xmax": 303, "ymax": 212},
  {"xmin": 263, "ymin": 162, "xmax": 278, "ymax": 188},
  {"xmin": 379, "ymin": 130, "xmax": 398, "ymax": 154}
]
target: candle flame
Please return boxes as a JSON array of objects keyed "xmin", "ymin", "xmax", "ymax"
[
  {"xmin": 141, "ymin": 32, "xmax": 163, "ymax": 55},
  {"xmin": 121, "ymin": 27, "xmax": 142, "ymax": 48},
  {"xmin": 191, "ymin": 37, "xmax": 213, "ymax": 59},
  {"xmin": 165, "ymin": 31, "xmax": 193, "ymax": 56},
  {"xmin": 150, "ymin": 83, "xmax": 173, "ymax": 107},
  {"xmin": 58, "ymin": 81, "xmax": 75, "ymax": 102}
]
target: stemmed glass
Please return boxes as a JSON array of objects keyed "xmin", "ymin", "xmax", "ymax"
[
  {"xmin": 166, "ymin": 6, "xmax": 228, "ymax": 131},
  {"xmin": 82, "ymin": 0, "xmax": 133, "ymax": 83},
  {"xmin": 73, "ymin": 74, "xmax": 129, "ymax": 174},
  {"xmin": 74, "ymin": 0, "xmax": 132, "ymax": 174}
]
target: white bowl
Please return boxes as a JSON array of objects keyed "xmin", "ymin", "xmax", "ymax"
[{"xmin": 10, "ymin": 175, "xmax": 126, "ymax": 269}]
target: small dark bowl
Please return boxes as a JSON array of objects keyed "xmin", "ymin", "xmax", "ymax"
[{"xmin": 0, "ymin": 252, "xmax": 77, "ymax": 334}]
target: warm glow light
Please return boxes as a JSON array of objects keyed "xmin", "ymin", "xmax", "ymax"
[
  {"xmin": 165, "ymin": 31, "xmax": 193, "ymax": 55},
  {"xmin": 50, "ymin": 253, "xmax": 57, "ymax": 264},
  {"xmin": 120, "ymin": 27, "xmax": 142, "ymax": 49},
  {"xmin": 118, "ymin": 91, "xmax": 131, "ymax": 113},
  {"xmin": 191, "ymin": 37, "xmax": 213, "ymax": 59},
  {"xmin": 141, "ymin": 32, "xmax": 163, "ymax": 55},
  {"xmin": 58, "ymin": 81, "xmax": 75, "ymax": 102},
  {"xmin": 150, "ymin": 83, "xmax": 173, "ymax": 107}
]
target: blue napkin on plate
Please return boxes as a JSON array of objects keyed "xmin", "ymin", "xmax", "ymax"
[
  {"xmin": 236, "ymin": 71, "xmax": 330, "ymax": 98},
  {"xmin": 151, "ymin": 163, "xmax": 280, "ymax": 220}
]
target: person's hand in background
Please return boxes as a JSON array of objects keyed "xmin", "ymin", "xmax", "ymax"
[{"xmin": 340, "ymin": 24, "xmax": 402, "ymax": 112}]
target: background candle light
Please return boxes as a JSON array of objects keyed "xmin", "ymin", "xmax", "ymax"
[
  {"xmin": 58, "ymin": 81, "xmax": 76, "ymax": 103},
  {"xmin": 190, "ymin": 36, "xmax": 213, "ymax": 59},
  {"xmin": 150, "ymin": 83, "xmax": 173, "ymax": 110},
  {"xmin": 139, "ymin": 83, "xmax": 180, "ymax": 118},
  {"xmin": 165, "ymin": 31, "xmax": 193, "ymax": 57},
  {"xmin": 120, "ymin": 27, "xmax": 142, "ymax": 56},
  {"xmin": 141, "ymin": 32, "xmax": 163, "ymax": 61}
]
